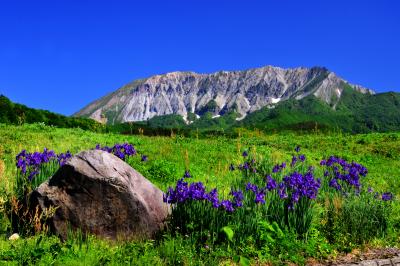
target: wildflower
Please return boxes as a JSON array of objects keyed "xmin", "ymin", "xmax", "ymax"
[
  {"xmin": 290, "ymin": 156, "xmax": 297, "ymax": 167},
  {"xmin": 245, "ymin": 182, "xmax": 258, "ymax": 193},
  {"xmin": 278, "ymin": 188, "xmax": 288, "ymax": 199},
  {"xmin": 299, "ymin": 154, "xmax": 306, "ymax": 162},
  {"xmin": 281, "ymin": 171, "xmax": 320, "ymax": 206},
  {"xmin": 220, "ymin": 200, "xmax": 234, "ymax": 212},
  {"xmin": 141, "ymin": 155, "xmax": 148, "ymax": 162},
  {"xmin": 189, "ymin": 182, "xmax": 206, "ymax": 200},
  {"xmin": 329, "ymin": 178, "xmax": 342, "ymax": 191},
  {"xmin": 230, "ymin": 190, "xmax": 244, "ymax": 207},
  {"xmin": 266, "ymin": 175, "xmax": 277, "ymax": 191},
  {"xmin": 205, "ymin": 188, "xmax": 220, "ymax": 208},
  {"xmin": 242, "ymin": 151, "xmax": 248, "ymax": 157},
  {"xmin": 57, "ymin": 151, "xmax": 72, "ymax": 166},
  {"xmin": 27, "ymin": 170, "xmax": 39, "ymax": 181},
  {"xmin": 114, "ymin": 150, "xmax": 125, "ymax": 160},
  {"xmin": 295, "ymin": 146, "xmax": 301, "ymax": 153},
  {"xmin": 183, "ymin": 170, "xmax": 192, "ymax": 178},
  {"xmin": 367, "ymin": 187, "xmax": 373, "ymax": 193},
  {"xmin": 322, "ymin": 156, "xmax": 368, "ymax": 192},
  {"xmin": 255, "ymin": 191, "xmax": 265, "ymax": 204},
  {"xmin": 273, "ymin": 162, "xmax": 287, "ymax": 173},
  {"xmin": 229, "ymin": 164, "xmax": 235, "ymax": 171},
  {"xmin": 382, "ymin": 192, "xmax": 393, "ymax": 201}
]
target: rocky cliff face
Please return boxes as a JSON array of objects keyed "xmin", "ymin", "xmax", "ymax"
[{"xmin": 74, "ymin": 66, "xmax": 374, "ymax": 124}]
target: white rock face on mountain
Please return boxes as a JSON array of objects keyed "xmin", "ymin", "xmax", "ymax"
[{"xmin": 74, "ymin": 66, "xmax": 374, "ymax": 124}]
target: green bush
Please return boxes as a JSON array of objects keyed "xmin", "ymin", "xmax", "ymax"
[{"xmin": 323, "ymin": 193, "xmax": 392, "ymax": 248}]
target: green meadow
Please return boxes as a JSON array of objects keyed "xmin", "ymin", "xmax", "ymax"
[{"xmin": 0, "ymin": 123, "xmax": 399, "ymax": 265}]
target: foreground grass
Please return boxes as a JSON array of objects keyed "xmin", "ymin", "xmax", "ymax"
[{"xmin": 0, "ymin": 123, "xmax": 399, "ymax": 265}]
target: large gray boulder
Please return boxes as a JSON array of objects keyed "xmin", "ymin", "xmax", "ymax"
[{"xmin": 30, "ymin": 149, "xmax": 170, "ymax": 240}]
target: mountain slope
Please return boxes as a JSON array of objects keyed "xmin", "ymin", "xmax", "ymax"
[
  {"xmin": 0, "ymin": 95, "xmax": 104, "ymax": 131},
  {"xmin": 75, "ymin": 66, "xmax": 373, "ymax": 124},
  {"xmin": 236, "ymin": 87, "xmax": 400, "ymax": 133}
]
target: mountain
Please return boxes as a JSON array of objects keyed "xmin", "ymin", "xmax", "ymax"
[
  {"xmin": 74, "ymin": 66, "xmax": 374, "ymax": 124},
  {"xmin": 0, "ymin": 95, "xmax": 104, "ymax": 131},
  {"xmin": 235, "ymin": 86, "xmax": 400, "ymax": 133}
]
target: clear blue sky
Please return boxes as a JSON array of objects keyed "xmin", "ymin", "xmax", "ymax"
[{"xmin": 1, "ymin": 0, "xmax": 399, "ymax": 115}]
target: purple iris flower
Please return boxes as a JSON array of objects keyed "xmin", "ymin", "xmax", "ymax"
[
  {"xmin": 183, "ymin": 170, "xmax": 192, "ymax": 178},
  {"xmin": 290, "ymin": 156, "xmax": 297, "ymax": 167},
  {"xmin": 382, "ymin": 192, "xmax": 393, "ymax": 201},
  {"xmin": 220, "ymin": 200, "xmax": 234, "ymax": 212},
  {"xmin": 246, "ymin": 182, "xmax": 258, "ymax": 193},
  {"xmin": 255, "ymin": 192, "xmax": 266, "ymax": 204},
  {"xmin": 266, "ymin": 175, "xmax": 277, "ymax": 191},
  {"xmin": 230, "ymin": 190, "xmax": 244, "ymax": 207},
  {"xmin": 206, "ymin": 188, "xmax": 220, "ymax": 208}
]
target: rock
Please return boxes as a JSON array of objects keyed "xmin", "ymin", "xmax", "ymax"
[
  {"xmin": 8, "ymin": 233, "xmax": 20, "ymax": 241},
  {"xmin": 376, "ymin": 259, "xmax": 392, "ymax": 266},
  {"xmin": 392, "ymin": 257, "xmax": 400, "ymax": 266},
  {"xmin": 30, "ymin": 150, "xmax": 170, "ymax": 240},
  {"xmin": 359, "ymin": 260, "xmax": 378, "ymax": 266}
]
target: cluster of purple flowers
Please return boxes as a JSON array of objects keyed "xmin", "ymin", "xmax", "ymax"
[
  {"xmin": 183, "ymin": 170, "xmax": 192, "ymax": 178},
  {"xmin": 57, "ymin": 151, "xmax": 72, "ymax": 166},
  {"xmin": 381, "ymin": 192, "xmax": 394, "ymax": 201},
  {"xmin": 371, "ymin": 191, "xmax": 394, "ymax": 201},
  {"xmin": 279, "ymin": 171, "xmax": 321, "ymax": 208},
  {"xmin": 291, "ymin": 154, "xmax": 306, "ymax": 167},
  {"xmin": 321, "ymin": 156, "xmax": 368, "ymax": 191},
  {"xmin": 245, "ymin": 182, "xmax": 267, "ymax": 204},
  {"xmin": 272, "ymin": 162, "xmax": 286, "ymax": 173},
  {"xmin": 236, "ymin": 168, "xmax": 320, "ymax": 209},
  {"xmin": 266, "ymin": 175, "xmax": 278, "ymax": 190},
  {"xmin": 95, "ymin": 143, "xmax": 137, "ymax": 160},
  {"xmin": 165, "ymin": 146, "xmax": 393, "ymax": 218},
  {"xmin": 17, "ymin": 142, "xmax": 139, "ymax": 182},
  {"xmin": 237, "ymin": 158, "xmax": 257, "ymax": 173},
  {"xmin": 16, "ymin": 148, "xmax": 58, "ymax": 181},
  {"xmin": 163, "ymin": 171, "xmax": 244, "ymax": 213}
]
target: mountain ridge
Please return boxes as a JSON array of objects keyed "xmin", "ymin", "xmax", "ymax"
[{"xmin": 74, "ymin": 65, "xmax": 374, "ymax": 124}]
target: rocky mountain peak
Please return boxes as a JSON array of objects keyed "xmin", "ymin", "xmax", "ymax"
[{"xmin": 74, "ymin": 66, "xmax": 374, "ymax": 124}]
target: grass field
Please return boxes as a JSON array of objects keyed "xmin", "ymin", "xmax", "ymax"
[{"xmin": 0, "ymin": 123, "xmax": 399, "ymax": 265}]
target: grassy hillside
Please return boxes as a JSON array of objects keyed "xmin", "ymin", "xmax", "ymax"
[
  {"xmin": 0, "ymin": 95, "xmax": 104, "ymax": 132},
  {"xmin": 0, "ymin": 124, "xmax": 399, "ymax": 264},
  {"xmin": 237, "ymin": 88, "xmax": 400, "ymax": 133}
]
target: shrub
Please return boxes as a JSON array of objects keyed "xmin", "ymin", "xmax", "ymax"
[{"xmin": 323, "ymin": 192, "xmax": 392, "ymax": 247}]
